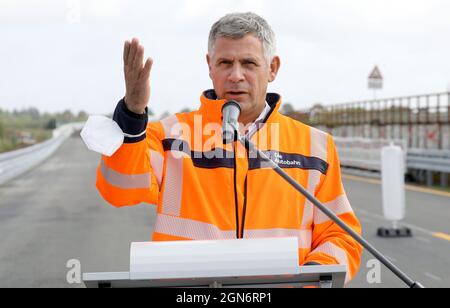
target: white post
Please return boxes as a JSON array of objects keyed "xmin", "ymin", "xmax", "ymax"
[{"xmin": 381, "ymin": 145, "xmax": 406, "ymax": 225}]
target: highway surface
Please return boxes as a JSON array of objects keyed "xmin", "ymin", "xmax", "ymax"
[{"xmin": 0, "ymin": 135, "xmax": 448, "ymax": 288}]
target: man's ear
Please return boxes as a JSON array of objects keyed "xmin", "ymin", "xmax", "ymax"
[
  {"xmin": 268, "ymin": 56, "xmax": 281, "ymax": 83},
  {"xmin": 206, "ymin": 54, "xmax": 212, "ymax": 79}
]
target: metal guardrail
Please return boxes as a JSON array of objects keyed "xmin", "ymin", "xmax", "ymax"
[
  {"xmin": 334, "ymin": 137, "xmax": 407, "ymax": 172},
  {"xmin": 0, "ymin": 123, "xmax": 84, "ymax": 186},
  {"xmin": 335, "ymin": 137, "xmax": 450, "ymax": 175},
  {"xmin": 407, "ymin": 149, "xmax": 450, "ymax": 173}
]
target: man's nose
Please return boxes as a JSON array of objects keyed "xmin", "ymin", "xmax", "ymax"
[{"xmin": 228, "ymin": 65, "xmax": 245, "ymax": 83}]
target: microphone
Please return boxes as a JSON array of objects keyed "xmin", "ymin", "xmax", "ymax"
[{"xmin": 222, "ymin": 100, "xmax": 241, "ymax": 144}]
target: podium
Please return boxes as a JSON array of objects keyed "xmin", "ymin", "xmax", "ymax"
[
  {"xmin": 84, "ymin": 265, "xmax": 346, "ymax": 288},
  {"xmin": 83, "ymin": 238, "xmax": 347, "ymax": 288}
]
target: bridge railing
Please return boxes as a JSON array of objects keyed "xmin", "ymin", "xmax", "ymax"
[
  {"xmin": 310, "ymin": 92, "xmax": 450, "ymax": 127},
  {"xmin": 296, "ymin": 92, "xmax": 450, "ymax": 186},
  {"xmin": 0, "ymin": 123, "xmax": 84, "ymax": 186}
]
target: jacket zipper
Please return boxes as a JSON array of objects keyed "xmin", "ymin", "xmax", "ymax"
[
  {"xmin": 233, "ymin": 138, "xmax": 249, "ymax": 239},
  {"xmin": 240, "ymin": 144, "xmax": 250, "ymax": 238},
  {"xmin": 236, "ymin": 100, "xmax": 276, "ymax": 239}
]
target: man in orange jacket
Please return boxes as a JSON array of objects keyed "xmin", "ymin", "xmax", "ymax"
[{"xmin": 96, "ymin": 12, "xmax": 363, "ymax": 283}]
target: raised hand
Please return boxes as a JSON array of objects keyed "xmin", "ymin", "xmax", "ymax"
[{"xmin": 123, "ymin": 38, "xmax": 153, "ymax": 114}]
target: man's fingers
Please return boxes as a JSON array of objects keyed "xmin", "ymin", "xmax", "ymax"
[
  {"xmin": 123, "ymin": 40, "xmax": 131, "ymax": 64},
  {"xmin": 127, "ymin": 38, "xmax": 140, "ymax": 67},
  {"xmin": 133, "ymin": 45, "xmax": 144, "ymax": 72},
  {"xmin": 140, "ymin": 57, "xmax": 153, "ymax": 80}
]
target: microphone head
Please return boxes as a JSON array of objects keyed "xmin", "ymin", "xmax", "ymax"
[
  {"xmin": 222, "ymin": 100, "xmax": 241, "ymax": 144},
  {"xmin": 221, "ymin": 100, "xmax": 241, "ymax": 114}
]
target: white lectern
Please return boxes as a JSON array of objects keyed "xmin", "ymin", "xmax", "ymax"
[{"xmin": 83, "ymin": 237, "xmax": 346, "ymax": 288}]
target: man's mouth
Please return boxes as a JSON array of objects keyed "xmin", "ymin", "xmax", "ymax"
[{"xmin": 226, "ymin": 91, "xmax": 248, "ymax": 96}]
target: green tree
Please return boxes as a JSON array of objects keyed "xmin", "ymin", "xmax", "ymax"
[
  {"xmin": 280, "ymin": 103, "xmax": 295, "ymax": 115},
  {"xmin": 45, "ymin": 119, "xmax": 57, "ymax": 130},
  {"xmin": 60, "ymin": 110, "xmax": 75, "ymax": 123},
  {"xmin": 25, "ymin": 107, "xmax": 40, "ymax": 120},
  {"xmin": 77, "ymin": 111, "xmax": 88, "ymax": 121},
  {"xmin": 180, "ymin": 107, "xmax": 192, "ymax": 113},
  {"xmin": 159, "ymin": 111, "xmax": 170, "ymax": 120}
]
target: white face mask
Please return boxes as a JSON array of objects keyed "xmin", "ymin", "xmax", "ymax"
[{"xmin": 80, "ymin": 115, "xmax": 124, "ymax": 157}]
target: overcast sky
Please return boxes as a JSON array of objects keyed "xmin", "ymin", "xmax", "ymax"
[{"xmin": 1, "ymin": 0, "xmax": 449, "ymax": 116}]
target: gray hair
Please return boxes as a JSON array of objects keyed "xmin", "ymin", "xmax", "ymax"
[{"xmin": 208, "ymin": 12, "xmax": 277, "ymax": 64}]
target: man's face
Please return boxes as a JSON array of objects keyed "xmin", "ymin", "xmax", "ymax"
[{"xmin": 207, "ymin": 35, "xmax": 280, "ymax": 124}]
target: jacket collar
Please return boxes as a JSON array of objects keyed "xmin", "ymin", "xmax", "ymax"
[{"xmin": 198, "ymin": 89, "xmax": 282, "ymax": 125}]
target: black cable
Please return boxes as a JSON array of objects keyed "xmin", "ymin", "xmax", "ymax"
[{"xmin": 241, "ymin": 175, "xmax": 248, "ymax": 238}]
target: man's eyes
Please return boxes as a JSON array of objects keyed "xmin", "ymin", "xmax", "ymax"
[{"xmin": 217, "ymin": 60, "xmax": 258, "ymax": 66}]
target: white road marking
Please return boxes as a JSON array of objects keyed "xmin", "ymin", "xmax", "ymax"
[
  {"xmin": 385, "ymin": 256, "xmax": 397, "ymax": 263},
  {"xmin": 424, "ymin": 272, "xmax": 442, "ymax": 282},
  {"xmin": 414, "ymin": 236, "xmax": 431, "ymax": 244},
  {"xmin": 359, "ymin": 217, "xmax": 374, "ymax": 225},
  {"xmin": 356, "ymin": 208, "xmax": 435, "ymax": 236},
  {"xmin": 343, "ymin": 174, "xmax": 450, "ymax": 198},
  {"xmin": 356, "ymin": 208, "xmax": 450, "ymax": 245}
]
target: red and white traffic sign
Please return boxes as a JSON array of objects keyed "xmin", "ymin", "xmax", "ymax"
[{"xmin": 369, "ymin": 66, "xmax": 383, "ymax": 89}]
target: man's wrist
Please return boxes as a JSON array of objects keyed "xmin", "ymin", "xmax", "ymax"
[
  {"xmin": 124, "ymin": 98, "xmax": 146, "ymax": 115},
  {"xmin": 113, "ymin": 98, "xmax": 148, "ymax": 143},
  {"xmin": 121, "ymin": 98, "xmax": 148, "ymax": 120}
]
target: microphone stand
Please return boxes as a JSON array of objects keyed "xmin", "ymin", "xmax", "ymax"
[{"xmin": 234, "ymin": 130, "xmax": 424, "ymax": 288}]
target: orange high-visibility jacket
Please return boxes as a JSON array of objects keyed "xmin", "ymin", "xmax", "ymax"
[{"xmin": 97, "ymin": 90, "xmax": 363, "ymax": 282}]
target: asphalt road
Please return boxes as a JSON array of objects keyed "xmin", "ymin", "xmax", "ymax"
[
  {"xmin": 0, "ymin": 135, "xmax": 157, "ymax": 288},
  {"xmin": 0, "ymin": 136, "xmax": 448, "ymax": 288},
  {"xmin": 345, "ymin": 175, "xmax": 450, "ymax": 288}
]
